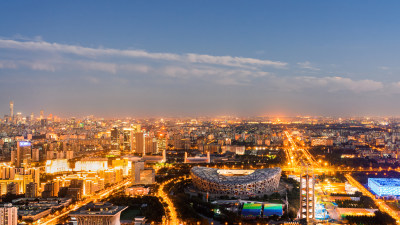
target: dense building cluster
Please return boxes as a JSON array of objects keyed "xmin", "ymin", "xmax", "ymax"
[{"xmin": 2, "ymin": 101, "xmax": 400, "ymax": 224}]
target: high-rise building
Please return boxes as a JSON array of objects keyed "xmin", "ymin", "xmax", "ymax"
[
  {"xmin": 135, "ymin": 132, "xmax": 145, "ymax": 155},
  {"xmin": 15, "ymin": 112, "xmax": 22, "ymax": 123},
  {"xmin": 110, "ymin": 127, "xmax": 120, "ymax": 154},
  {"xmin": 131, "ymin": 161, "xmax": 145, "ymax": 184},
  {"xmin": 25, "ymin": 182, "xmax": 38, "ymax": 198},
  {"xmin": 122, "ymin": 128, "xmax": 133, "ymax": 152},
  {"xmin": 9, "ymin": 101, "xmax": 13, "ymax": 119},
  {"xmin": 6, "ymin": 183, "xmax": 18, "ymax": 195},
  {"xmin": 131, "ymin": 124, "xmax": 141, "ymax": 133},
  {"xmin": 157, "ymin": 134, "xmax": 167, "ymax": 152},
  {"xmin": 40, "ymin": 110, "xmax": 44, "ymax": 120},
  {"xmin": 42, "ymin": 181, "xmax": 59, "ymax": 198},
  {"xmin": 32, "ymin": 148, "xmax": 39, "ymax": 162},
  {"xmin": 145, "ymin": 137, "xmax": 158, "ymax": 154},
  {"xmin": 130, "ymin": 124, "xmax": 141, "ymax": 150},
  {"xmin": 66, "ymin": 150, "xmax": 74, "ymax": 159},
  {"xmin": 68, "ymin": 179, "xmax": 84, "ymax": 201},
  {"xmin": 14, "ymin": 141, "xmax": 32, "ymax": 167},
  {"xmin": 0, "ymin": 203, "xmax": 18, "ymax": 225},
  {"xmin": 31, "ymin": 167, "xmax": 40, "ymax": 187}
]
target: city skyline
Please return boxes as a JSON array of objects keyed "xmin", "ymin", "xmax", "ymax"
[
  {"xmin": 2, "ymin": 2, "xmax": 400, "ymax": 223},
  {"xmin": 2, "ymin": 1, "xmax": 400, "ymax": 117}
]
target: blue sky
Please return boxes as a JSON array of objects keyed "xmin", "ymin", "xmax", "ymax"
[{"xmin": 1, "ymin": 1, "xmax": 400, "ymax": 117}]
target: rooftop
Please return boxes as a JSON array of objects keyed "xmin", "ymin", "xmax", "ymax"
[
  {"xmin": 70, "ymin": 202, "xmax": 127, "ymax": 216},
  {"xmin": 191, "ymin": 167, "xmax": 281, "ymax": 185},
  {"xmin": 369, "ymin": 178, "xmax": 400, "ymax": 187}
]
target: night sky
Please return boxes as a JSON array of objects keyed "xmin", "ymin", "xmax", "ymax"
[{"xmin": 1, "ymin": 1, "xmax": 400, "ymax": 117}]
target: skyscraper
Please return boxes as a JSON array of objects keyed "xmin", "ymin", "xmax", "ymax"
[
  {"xmin": 14, "ymin": 141, "xmax": 32, "ymax": 168},
  {"xmin": 25, "ymin": 182, "xmax": 38, "ymax": 198},
  {"xmin": 122, "ymin": 128, "xmax": 133, "ymax": 152},
  {"xmin": 110, "ymin": 127, "xmax": 121, "ymax": 155},
  {"xmin": 145, "ymin": 136, "xmax": 158, "ymax": 154},
  {"xmin": 135, "ymin": 132, "xmax": 145, "ymax": 155},
  {"xmin": 131, "ymin": 161, "xmax": 145, "ymax": 184},
  {"xmin": 131, "ymin": 124, "xmax": 141, "ymax": 133},
  {"xmin": 129, "ymin": 124, "xmax": 141, "ymax": 152},
  {"xmin": 9, "ymin": 101, "xmax": 13, "ymax": 119},
  {"xmin": 6, "ymin": 183, "xmax": 18, "ymax": 195},
  {"xmin": 157, "ymin": 133, "xmax": 167, "ymax": 152},
  {"xmin": 111, "ymin": 127, "xmax": 119, "ymax": 147}
]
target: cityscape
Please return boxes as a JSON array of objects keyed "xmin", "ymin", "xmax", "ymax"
[
  {"xmin": 2, "ymin": 1, "xmax": 400, "ymax": 225},
  {"xmin": 1, "ymin": 105, "xmax": 400, "ymax": 225}
]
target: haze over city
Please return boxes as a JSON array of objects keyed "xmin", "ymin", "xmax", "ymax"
[{"xmin": 1, "ymin": 1, "xmax": 400, "ymax": 117}]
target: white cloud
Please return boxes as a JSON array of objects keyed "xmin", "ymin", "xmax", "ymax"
[
  {"xmin": 0, "ymin": 60, "xmax": 17, "ymax": 69},
  {"xmin": 379, "ymin": 66, "xmax": 390, "ymax": 70},
  {"xmin": 83, "ymin": 76, "xmax": 100, "ymax": 84},
  {"xmin": 159, "ymin": 66, "xmax": 270, "ymax": 85},
  {"xmin": 0, "ymin": 38, "xmax": 393, "ymax": 92},
  {"xmin": 0, "ymin": 39, "xmax": 287, "ymax": 69},
  {"xmin": 295, "ymin": 76, "xmax": 383, "ymax": 93},
  {"xmin": 186, "ymin": 53, "xmax": 287, "ymax": 68},
  {"xmin": 76, "ymin": 61, "xmax": 117, "ymax": 74},
  {"xmin": 297, "ymin": 61, "xmax": 320, "ymax": 71},
  {"xmin": 162, "ymin": 66, "xmax": 189, "ymax": 78},
  {"xmin": 26, "ymin": 62, "xmax": 56, "ymax": 72},
  {"xmin": 119, "ymin": 64, "xmax": 150, "ymax": 73},
  {"xmin": 383, "ymin": 82, "xmax": 400, "ymax": 94}
]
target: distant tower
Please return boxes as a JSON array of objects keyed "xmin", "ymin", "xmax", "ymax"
[
  {"xmin": 40, "ymin": 110, "xmax": 44, "ymax": 120},
  {"xmin": 184, "ymin": 152, "xmax": 188, "ymax": 163},
  {"xmin": 30, "ymin": 112, "xmax": 34, "ymax": 121},
  {"xmin": 162, "ymin": 149, "xmax": 167, "ymax": 162},
  {"xmin": 299, "ymin": 168, "xmax": 315, "ymax": 223},
  {"xmin": 110, "ymin": 127, "xmax": 120, "ymax": 151},
  {"xmin": 9, "ymin": 101, "xmax": 13, "ymax": 118}
]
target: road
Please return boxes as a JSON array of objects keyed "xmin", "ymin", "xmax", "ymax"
[
  {"xmin": 156, "ymin": 177, "xmax": 182, "ymax": 225},
  {"xmin": 40, "ymin": 178, "xmax": 133, "ymax": 225},
  {"xmin": 284, "ymin": 130, "xmax": 320, "ymax": 169}
]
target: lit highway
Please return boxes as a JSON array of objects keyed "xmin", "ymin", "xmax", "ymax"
[
  {"xmin": 156, "ymin": 177, "xmax": 182, "ymax": 225},
  {"xmin": 284, "ymin": 130, "xmax": 320, "ymax": 169},
  {"xmin": 282, "ymin": 130, "xmax": 400, "ymax": 174},
  {"xmin": 40, "ymin": 178, "xmax": 133, "ymax": 225}
]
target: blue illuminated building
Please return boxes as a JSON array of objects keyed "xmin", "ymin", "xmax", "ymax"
[
  {"xmin": 19, "ymin": 141, "xmax": 31, "ymax": 147},
  {"xmin": 368, "ymin": 178, "xmax": 400, "ymax": 196}
]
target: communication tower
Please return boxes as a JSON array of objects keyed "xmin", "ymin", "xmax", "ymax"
[{"xmin": 299, "ymin": 166, "xmax": 315, "ymax": 224}]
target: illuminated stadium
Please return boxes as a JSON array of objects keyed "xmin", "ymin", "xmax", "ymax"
[
  {"xmin": 191, "ymin": 167, "xmax": 281, "ymax": 197},
  {"xmin": 368, "ymin": 178, "xmax": 400, "ymax": 196}
]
